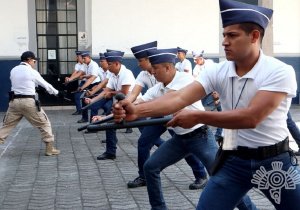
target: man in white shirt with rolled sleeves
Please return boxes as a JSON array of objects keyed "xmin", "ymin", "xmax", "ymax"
[{"xmin": 0, "ymin": 51, "xmax": 60, "ymax": 156}]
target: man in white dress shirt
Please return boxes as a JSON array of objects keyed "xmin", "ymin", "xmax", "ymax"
[
  {"xmin": 175, "ymin": 47, "xmax": 192, "ymax": 75},
  {"xmin": 0, "ymin": 51, "xmax": 60, "ymax": 156}
]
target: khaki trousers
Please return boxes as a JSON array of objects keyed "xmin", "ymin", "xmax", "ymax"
[{"xmin": 0, "ymin": 98, "xmax": 54, "ymax": 143}]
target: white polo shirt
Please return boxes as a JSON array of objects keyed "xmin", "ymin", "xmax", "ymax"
[
  {"xmin": 75, "ymin": 62, "xmax": 86, "ymax": 82},
  {"xmin": 142, "ymin": 71, "xmax": 205, "ymax": 135},
  {"xmin": 193, "ymin": 59, "xmax": 215, "ymax": 79},
  {"xmin": 11, "ymin": 62, "xmax": 58, "ymax": 95},
  {"xmin": 98, "ymin": 67, "xmax": 112, "ymax": 82},
  {"xmin": 175, "ymin": 59, "xmax": 193, "ymax": 75},
  {"xmin": 85, "ymin": 59, "xmax": 100, "ymax": 84},
  {"xmin": 198, "ymin": 51, "xmax": 297, "ymax": 148},
  {"xmin": 106, "ymin": 65, "xmax": 135, "ymax": 93},
  {"xmin": 135, "ymin": 71, "xmax": 158, "ymax": 89},
  {"xmin": 75, "ymin": 62, "xmax": 85, "ymax": 72}
]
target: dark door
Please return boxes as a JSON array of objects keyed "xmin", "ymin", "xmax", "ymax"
[{"xmin": 36, "ymin": 0, "xmax": 78, "ymax": 105}]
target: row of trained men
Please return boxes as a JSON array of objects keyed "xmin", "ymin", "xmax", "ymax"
[
  {"xmin": 109, "ymin": 0, "xmax": 300, "ymax": 210},
  {"xmin": 1, "ymin": 0, "xmax": 300, "ymax": 209}
]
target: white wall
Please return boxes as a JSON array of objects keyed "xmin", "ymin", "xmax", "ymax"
[
  {"xmin": 273, "ymin": 0, "xmax": 300, "ymax": 54},
  {"xmin": 91, "ymin": 0, "xmax": 220, "ymax": 57},
  {"xmin": 0, "ymin": 0, "xmax": 29, "ymax": 57}
]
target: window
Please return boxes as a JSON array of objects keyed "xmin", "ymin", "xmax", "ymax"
[{"xmin": 36, "ymin": 0, "xmax": 78, "ymax": 75}]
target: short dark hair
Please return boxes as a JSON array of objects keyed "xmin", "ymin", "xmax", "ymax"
[{"xmin": 238, "ymin": 22, "xmax": 265, "ymax": 44}]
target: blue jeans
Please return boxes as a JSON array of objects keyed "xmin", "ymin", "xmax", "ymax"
[
  {"xmin": 105, "ymin": 128, "xmax": 118, "ymax": 155},
  {"xmin": 138, "ymin": 123, "xmax": 207, "ymax": 180},
  {"xmin": 74, "ymin": 81, "xmax": 85, "ymax": 112},
  {"xmin": 79, "ymin": 83, "xmax": 99, "ymax": 121},
  {"xmin": 197, "ymin": 152, "xmax": 300, "ymax": 210},
  {"xmin": 287, "ymin": 111, "xmax": 300, "ymax": 147},
  {"xmin": 143, "ymin": 127, "xmax": 218, "ymax": 210},
  {"xmin": 90, "ymin": 98, "xmax": 113, "ymax": 120}
]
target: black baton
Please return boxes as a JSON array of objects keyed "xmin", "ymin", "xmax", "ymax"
[
  {"xmin": 87, "ymin": 116, "xmax": 172, "ymax": 132},
  {"xmin": 77, "ymin": 114, "xmax": 113, "ymax": 131}
]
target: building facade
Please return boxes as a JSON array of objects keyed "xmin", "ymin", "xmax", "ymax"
[{"xmin": 0, "ymin": 0, "xmax": 299, "ymax": 111}]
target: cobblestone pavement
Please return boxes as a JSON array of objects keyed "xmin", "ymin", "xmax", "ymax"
[{"xmin": 1, "ymin": 106, "xmax": 300, "ymax": 210}]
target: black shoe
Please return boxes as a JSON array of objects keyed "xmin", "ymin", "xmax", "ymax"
[
  {"xmin": 189, "ymin": 177, "xmax": 208, "ymax": 190},
  {"xmin": 77, "ymin": 119, "xmax": 88, "ymax": 123},
  {"xmin": 97, "ymin": 152, "xmax": 116, "ymax": 160},
  {"xmin": 101, "ymin": 140, "xmax": 106, "ymax": 143},
  {"xmin": 127, "ymin": 177, "xmax": 146, "ymax": 188},
  {"xmin": 72, "ymin": 111, "xmax": 82, "ymax": 115},
  {"xmin": 125, "ymin": 128, "xmax": 133, "ymax": 133}
]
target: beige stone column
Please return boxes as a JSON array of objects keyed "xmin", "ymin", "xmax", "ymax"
[{"xmin": 259, "ymin": 0, "xmax": 274, "ymax": 56}]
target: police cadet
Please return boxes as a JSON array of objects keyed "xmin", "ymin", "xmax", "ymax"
[
  {"xmin": 0, "ymin": 51, "xmax": 60, "ymax": 156},
  {"xmin": 127, "ymin": 42, "xmax": 209, "ymax": 191},
  {"xmin": 83, "ymin": 53, "xmax": 113, "ymax": 119},
  {"xmin": 191, "ymin": 50, "xmax": 215, "ymax": 79},
  {"xmin": 65, "ymin": 50, "xmax": 86, "ymax": 115},
  {"xmin": 76, "ymin": 51, "xmax": 101, "ymax": 123},
  {"xmin": 113, "ymin": 0, "xmax": 300, "ymax": 209},
  {"xmin": 175, "ymin": 47, "xmax": 192, "ymax": 75},
  {"xmin": 87, "ymin": 50, "xmax": 136, "ymax": 160},
  {"xmin": 85, "ymin": 53, "xmax": 112, "ymax": 98}
]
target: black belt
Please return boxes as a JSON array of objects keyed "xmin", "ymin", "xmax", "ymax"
[
  {"xmin": 230, "ymin": 137, "xmax": 289, "ymax": 160},
  {"xmin": 178, "ymin": 125, "xmax": 208, "ymax": 138},
  {"xmin": 14, "ymin": 95, "xmax": 35, "ymax": 99}
]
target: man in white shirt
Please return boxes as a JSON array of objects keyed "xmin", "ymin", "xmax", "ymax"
[
  {"xmin": 77, "ymin": 52, "xmax": 100, "ymax": 123},
  {"xmin": 85, "ymin": 50, "xmax": 135, "ymax": 160},
  {"xmin": 83, "ymin": 53, "xmax": 112, "ymax": 119},
  {"xmin": 85, "ymin": 53, "xmax": 112, "ymax": 97},
  {"xmin": 127, "ymin": 42, "xmax": 209, "ymax": 191},
  {"xmin": 192, "ymin": 50, "xmax": 215, "ymax": 79},
  {"xmin": 113, "ymin": 0, "xmax": 300, "ymax": 209},
  {"xmin": 175, "ymin": 47, "xmax": 192, "ymax": 75},
  {"xmin": 0, "ymin": 51, "xmax": 60, "ymax": 156},
  {"xmin": 113, "ymin": 48, "xmax": 220, "ymax": 209},
  {"xmin": 64, "ymin": 51, "xmax": 86, "ymax": 115}
]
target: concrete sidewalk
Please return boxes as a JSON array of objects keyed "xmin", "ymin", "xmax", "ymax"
[{"xmin": 0, "ymin": 106, "xmax": 300, "ymax": 210}]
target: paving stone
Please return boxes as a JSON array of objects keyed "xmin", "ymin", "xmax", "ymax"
[{"xmin": 1, "ymin": 108, "xmax": 300, "ymax": 209}]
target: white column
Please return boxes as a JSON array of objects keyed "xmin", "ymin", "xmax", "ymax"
[{"xmin": 259, "ymin": 0, "xmax": 274, "ymax": 56}]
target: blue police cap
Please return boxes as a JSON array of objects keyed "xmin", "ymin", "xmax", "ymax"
[
  {"xmin": 131, "ymin": 41, "xmax": 157, "ymax": 59},
  {"xmin": 177, "ymin": 47, "xmax": 188, "ymax": 54},
  {"xmin": 99, "ymin": 53, "xmax": 106, "ymax": 60},
  {"xmin": 147, "ymin": 48, "xmax": 178, "ymax": 65},
  {"xmin": 104, "ymin": 51, "xmax": 125, "ymax": 62},
  {"xmin": 75, "ymin": 51, "xmax": 82, "ymax": 56},
  {"xmin": 219, "ymin": 0, "xmax": 273, "ymax": 29},
  {"xmin": 81, "ymin": 51, "xmax": 90, "ymax": 58}
]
